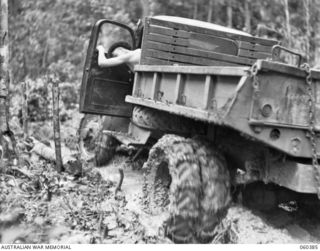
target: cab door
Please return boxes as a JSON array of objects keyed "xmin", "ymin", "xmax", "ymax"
[{"xmin": 80, "ymin": 20, "xmax": 136, "ymax": 117}]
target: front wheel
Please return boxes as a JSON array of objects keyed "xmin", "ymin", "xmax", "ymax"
[
  {"xmin": 143, "ymin": 135, "xmax": 231, "ymax": 243},
  {"xmin": 78, "ymin": 114, "xmax": 118, "ymax": 166}
]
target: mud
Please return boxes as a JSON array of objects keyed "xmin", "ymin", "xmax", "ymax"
[{"xmin": 99, "ymin": 155, "xmax": 320, "ymax": 244}]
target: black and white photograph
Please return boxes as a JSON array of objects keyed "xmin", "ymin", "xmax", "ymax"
[{"xmin": 0, "ymin": 0, "xmax": 320, "ymax": 248}]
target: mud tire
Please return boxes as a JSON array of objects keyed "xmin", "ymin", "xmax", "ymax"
[
  {"xmin": 192, "ymin": 140, "xmax": 231, "ymax": 243},
  {"xmin": 132, "ymin": 106, "xmax": 204, "ymax": 134},
  {"xmin": 94, "ymin": 134, "xmax": 118, "ymax": 167},
  {"xmin": 143, "ymin": 134, "xmax": 231, "ymax": 243},
  {"xmin": 78, "ymin": 114, "xmax": 118, "ymax": 166}
]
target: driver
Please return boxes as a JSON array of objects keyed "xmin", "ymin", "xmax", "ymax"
[
  {"xmin": 97, "ymin": 20, "xmax": 143, "ymax": 71},
  {"xmin": 97, "ymin": 45, "xmax": 141, "ymax": 71}
]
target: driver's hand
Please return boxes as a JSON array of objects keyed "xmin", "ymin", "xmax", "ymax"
[{"xmin": 96, "ymin": 45, "xmax": 105, "ymax": 53}]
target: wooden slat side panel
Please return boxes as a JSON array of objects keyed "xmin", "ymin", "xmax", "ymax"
[
  {"xmin": 145, "ymin": 41, "xmax": 254, "ymax": 65},
  {"xmin": 146, "ymin": 33, "xmax": 189, "ymax": 47},
  {"xmin": 132, "ymin": 72, "xmax": 141, "ymax": 97},
  {"xmin": 149, "ymin": 25, "xmax": 238, "ymax": 55},
  {"xmin": 149, "ymin": 17, "xmax": 279, "ymax": 46},
  {"xmin": 140, "ymin": 57, "xmax": 171, "ymax": 65},
  {"xmin": 144, "ymin": 49, "xmax": 239, "ymax": 66},
  {"xmin": 134, "ymin": 65, "xmax": 250, "ymax": 76},
  {"xmin": 238, "ymin": 49, "xmax": 271, "ymax": 60},
  {"xmin": 203, "ymin": 75, "xmax": 213, "ymax": 109},
  {"xmin": 149, "ymin": 25, "xmax": 190, "ymax": 38},
  {"xmin": 140, "ymin": 19, "xmax": 151, "ymax": 65},
  {"xmin": 144, "ymin": 50, "xmax": 199, "ymax": 65},
  {"xmin": 238, "ymin": 41, "xmax": 273, "ymax": 53},
  {"xmin": 151, "ymin": 72, "xmax": 161, "ymax": 99},
  {"xmin": 150, "ymin": 24, "xmax": 275, "ymax": 56},
  {"xmin": 174, "ymin": 73, "xmax": 185, "ymax": 104}
]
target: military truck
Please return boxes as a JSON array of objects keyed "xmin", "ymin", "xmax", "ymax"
[{"xmin": 80, "ymin": 16, "xmax": 320, "ymax": 243}]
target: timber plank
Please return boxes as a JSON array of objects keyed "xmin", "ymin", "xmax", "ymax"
[
  {"xmin": 238, "ymin": 49, "xmax": 271, "ymax": 60},
  {"xmin": 146, "ymin": 34, "xmax": 189, "ymax": 47},
  {"xmin": 149, "ymin": 25, "xmax": 190, "ymax": 38},
  {"xmin": 145, "ymin": 41, "xmax": 254, "ymax": 65},
  {"xmin": 140, "ymin": 57, "xmax": 170, "ymax": 65},
  {"xmin": 150, "ymin": 25, "xmax": 274, "ymax": 55},
  {"xmin": 203, "ymin": 75, "xmax": 213, "ymax": 109},
  {"xmin": 150, "ymin": 25, "xmax": 238, "ymax": 55},
  {"xmin": 238, "ymin": 41, "xmax": 273, "ymax": 53},
  {"xmin": 149, "ymin": 17, "xmax": 279, "ymax": 46},
  {"xmin": 144, "ymin": 49, "xmax": 238, "ymax": 66},
  {"xmin": 140, "ymin": 20, "xmax": 151, "ymax": 66},
  {"xmin": 174, "ymin": 73, "xmax": 185, "ymax": 104},
  {"xmin": 147, "ymin": 33, "xmax": 238, "ymax": 55},
  {"xmin": 134, "ymin": 65, "xmax": 250, "ymax": 76},
  {"xmin": 151, "ymin": 72, "xmax": 161, "ymax": 99}
]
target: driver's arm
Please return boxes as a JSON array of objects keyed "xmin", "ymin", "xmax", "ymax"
[{"xmin": 97, "ymin": 45, "xmax": 141, "ymax": 68}]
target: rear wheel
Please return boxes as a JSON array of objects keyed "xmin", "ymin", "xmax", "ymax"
[{"xmin": 143, "ymin": 134, "xmax": 231, "ymax": 243}]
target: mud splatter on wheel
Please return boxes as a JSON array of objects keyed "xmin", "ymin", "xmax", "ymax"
[
  {"xmin": 143, "ymin": 134, "xmax": 231, "ymax": 243},
  {"xmin": 192, "ymin": 139, "xmax": 231, "ymax": 243}
]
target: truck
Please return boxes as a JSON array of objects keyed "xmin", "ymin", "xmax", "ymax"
[{"xmin": 79, "ymin": 16, "xmax": 320, "ymax": 243}]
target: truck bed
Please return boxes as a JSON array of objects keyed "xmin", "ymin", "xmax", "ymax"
[{"xmin": 126, "ymin": 60, "xmax": 320, "ymax": 159}]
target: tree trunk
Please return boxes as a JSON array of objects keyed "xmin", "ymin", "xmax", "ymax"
[
  {"xmin": 227, "ymin": 3, "xmax": 233, "ymax": 27},
  {"xmin": 193, "ymin": 0, "xmax": 198, "ymax": 19},
  {"xmin": 283, "ymin": 0, "xmax": 291, "ymax": 48},
  {"xmin": 213, "ymin": 3, "xmax": 221, "ymax": 24},
  {"xmin": 207, "ymin": 0, "xmax": 213, "ymax": 23},
  {"xmin": 23, "ymin": 81, "xmax": 29, "ymax": 140},
  {"xmin": 0, "ymin": 0, "xmax": 10, "ymax": 167},
  {"xmin": 140, "ymin": 0, "xmax": 152, "ymax": 18},
  {"xmin": 244, "ymin": 0, "xmax": 251, "ymax": 33},
  {"xmin": 304, "ymin": 0, "xmax": 310, "ymax": 62},
  {"xmin": 51, "ymin": 74, "xmax": 63, "ymax": 173},
  {"xmin": 0, "ymin": 0, "xmax": 9, "ymax": 133}
]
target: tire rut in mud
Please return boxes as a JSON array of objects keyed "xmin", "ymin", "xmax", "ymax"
[{"xmin": 143, "ymin": 134, "xmax": 231, "ymax": 243}]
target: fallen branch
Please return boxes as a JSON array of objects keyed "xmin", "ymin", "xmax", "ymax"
[
  {"xmin": 8, "ymin": 166, "xmax": 32, "ymax": 179},
  {"xmin": 25, "ymin": 137, "xmax": 78, "ymax": 170}
]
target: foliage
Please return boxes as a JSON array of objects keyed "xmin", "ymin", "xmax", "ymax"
[
  {"xmin": 9, "ymin": 0, "xmax": 320, "ymax": 89},
  {"xmin": 5, "ymin": 0, "xmax": 319, "ymax": 132}
]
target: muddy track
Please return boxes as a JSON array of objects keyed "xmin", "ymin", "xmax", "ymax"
[{"xmin": 99, "ymin": 155, "xmax": 320, "ymax": 244}]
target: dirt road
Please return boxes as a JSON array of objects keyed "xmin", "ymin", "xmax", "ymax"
[{"xmin": 99, "ymin": 156, "xmax": 320, "ymax": 244}]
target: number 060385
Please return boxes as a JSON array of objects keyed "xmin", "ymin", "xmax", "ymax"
[{"xmin": 300, "ymin": 245, "xmax": 318, "ymax": 250}]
